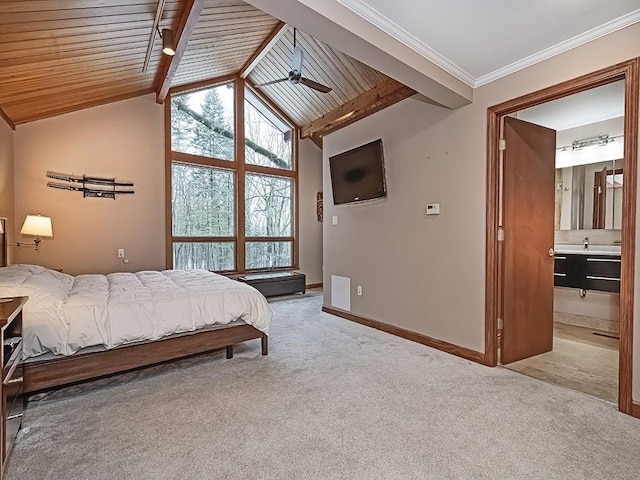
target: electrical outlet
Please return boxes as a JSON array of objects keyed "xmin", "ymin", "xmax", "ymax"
[
  {"xmin": 332, "ymin": 215, "xmax": 339, "ymax": 226},
  {"xmin": 118, "ymin": 248, "xmax": 125, "ymax": 258},
  {"xmin": 357, "ymin": 285, "xmax": 363, "ymax": 296}
]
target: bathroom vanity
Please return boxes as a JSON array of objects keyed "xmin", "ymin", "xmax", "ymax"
[{"xmin": 554, "ymin": 246, "xmax": 621, "ymax": 293}]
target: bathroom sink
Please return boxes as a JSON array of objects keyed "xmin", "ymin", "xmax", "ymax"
[{"xmin": 554, "ymin": 244, "xmax": 621, "ymax": 255}]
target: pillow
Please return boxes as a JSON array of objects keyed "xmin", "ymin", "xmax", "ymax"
[{"xmin": 0, "ymin": 264, "xmax": 74, "ymax": 311}]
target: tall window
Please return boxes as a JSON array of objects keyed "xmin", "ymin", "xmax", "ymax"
[{"xmin": 169, "ymin": 82, "xmax": 296, "ymax": 272}]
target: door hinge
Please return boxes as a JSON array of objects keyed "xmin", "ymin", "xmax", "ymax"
[
  {"xmin": 499, "ymin": 139, "xmax": 506, "ymax": 151},
  {"xmin": 498, "ymin": 226, "xmax": 504, "ymax": 241},
  {"xmin": 497, "ymin": 317, "xmax": 504, "ymax": 348}
]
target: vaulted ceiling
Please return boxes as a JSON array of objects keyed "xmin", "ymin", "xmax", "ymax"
[
  {"xmin": 0, "ymin": 0, "xmax": 185, "ymax": 124},
  {"xmin": 0, "ymin": 0, "xmax": 410, "ymax": 138},
  {"xmin": 1, "ymin": 0, "xmax": 638, "ymax": 136}
]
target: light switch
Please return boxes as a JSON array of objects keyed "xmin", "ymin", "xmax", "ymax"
[{"xmin": 332, "ymin": 215, "xmax": 339, "ymax": 225}]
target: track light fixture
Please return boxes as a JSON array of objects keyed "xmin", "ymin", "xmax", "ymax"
[{"xmin": 159, "ymin": 27, "xmax": 176, "ymax": 56}]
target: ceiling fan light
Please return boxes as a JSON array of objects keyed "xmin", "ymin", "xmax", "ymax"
[{"xmin": 162, "ymin": 28, "xmax": 176, "ymax": 56}]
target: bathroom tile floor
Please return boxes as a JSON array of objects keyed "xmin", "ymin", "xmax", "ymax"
[{"xmin": 503, "ymin": 323, "xmax": 618, "ymax": 403}]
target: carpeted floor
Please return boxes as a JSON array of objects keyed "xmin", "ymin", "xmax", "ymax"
[{"xmin": 7, "ymin": 291, "xmax": 640, "ymax": 479}]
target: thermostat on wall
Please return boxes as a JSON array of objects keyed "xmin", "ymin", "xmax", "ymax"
[{"xmin": 425, "ymin": 203, "xmax": 440, "ymax": 215}]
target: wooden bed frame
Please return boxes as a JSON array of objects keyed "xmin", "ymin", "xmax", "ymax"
[
  {"xmin": 24, "ymin": 326, "xmax": 267, "ymax": 393},
  {"xmin": 0, "ymin": 217, "xmax": 268, "ymax": 394}
]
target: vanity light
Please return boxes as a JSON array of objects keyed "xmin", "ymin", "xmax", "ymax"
[
  {"xmin": 571, "ymin": 134, "xmax": 610, "ymax": 150},
  {"xmin": 556, "ymin": 134, "xmax": 624, "ymax": 169}
]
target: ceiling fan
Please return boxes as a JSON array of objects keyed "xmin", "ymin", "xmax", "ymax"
[{"xmin": 256, "ymin": 29, "xmax": 332, "ymax": 94}]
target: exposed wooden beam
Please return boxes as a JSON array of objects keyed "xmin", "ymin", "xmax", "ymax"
[
  {"xmin": 155, "ymin": 0, "xmax": 206, "ymax": 104},
  {"xmin": 320, "ymin": 86, "xmax": 416, "ymax": 138},
  {"xmin": 239, "ymin": 21, "xmax": 287, "ymax": 79},
  {"xmin": 300, "ymin": 78, "xmax": 416, "ymax": 139},
  {"xmin": 308, "ymin": 133, "xmax": 322, "ymax": 149},
  {"xmin": 0, "ymin": 107, "xmax": 15, "ymax": 130},
  {"xmin": 169, "ymin": 73, "xmax": 237, "ymax": 96}
]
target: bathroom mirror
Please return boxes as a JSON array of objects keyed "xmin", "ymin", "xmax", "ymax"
[
  {"xmin": 518, "ymin": 80, "xmax": 625, "ymax": 233},
  {"xmin": 555, "ymin": 157, "xmax": 623, "ymax": 230}
]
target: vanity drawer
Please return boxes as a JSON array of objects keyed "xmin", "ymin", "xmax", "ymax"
[
  {"xmin": 585, "ymin": 276, "xmax": 621, "ymax": 293},
  {"xmin": 585, "ymin": 256, "xmax": 621, "ymax": 277},
  {"xmin": 584, "ymin": 255, "xmax": 621, "ymax": 292},
  {"xmin": 554, "ymin": 273, "xmax": 576, "ymax": 288},
  {"xmin": 554, "ymin": 255, "xmax": 582, "ymax": 288}
]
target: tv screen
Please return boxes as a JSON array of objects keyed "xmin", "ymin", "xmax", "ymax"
[{"xmin": 329, "ymin": 139, "xmax": 387, "ymax": 205}]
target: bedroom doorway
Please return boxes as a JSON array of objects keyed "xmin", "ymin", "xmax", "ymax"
[
  {"xmin": 485, "ymin": 59, "xmax": 639, "ymax": 415},
  {"xmin": 500, "ymin": 83, "xmax": 625, "ymax": 403}
]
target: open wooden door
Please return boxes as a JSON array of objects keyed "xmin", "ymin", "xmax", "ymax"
[{"xmin": 502, "ymin": 117, "xmax": 556, "ymax": 364}]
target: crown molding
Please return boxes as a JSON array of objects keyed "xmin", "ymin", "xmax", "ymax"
[
  {"xmin": 475, "ymin": 8, "xmax": 640, "ymax": 87},
  {"xmin": 336, "ymin": 0, "xmax": 476, "ymax": 87},
  {"xmin": 337, "ymin": 1, "xmax": 640, "ymax": 90}
]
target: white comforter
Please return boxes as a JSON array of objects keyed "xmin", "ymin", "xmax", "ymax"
[{"xmin": 0, "ymin": 265, "xmax": 273, "ymax": 358}]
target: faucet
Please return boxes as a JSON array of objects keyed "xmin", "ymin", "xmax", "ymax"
[{"xmin": 583, "ymin": 237, "xmax": 589, "ymax": 250}]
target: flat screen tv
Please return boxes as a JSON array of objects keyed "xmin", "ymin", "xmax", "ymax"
[{"xmin": 329, "ymin": 139, "xmax": 387, "ymax": 205}]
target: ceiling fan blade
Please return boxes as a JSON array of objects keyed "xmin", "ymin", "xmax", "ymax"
[
  {"xmin": 292, "ymin": 46, "xmax": 304, "ymax": 74},
  {"xmin": 299, "ymin": 77, "xmax": 332, "ymax": 93},
  {"xmin": 255, "ymin": 78, "xmax": 290, "ymax": 87}
]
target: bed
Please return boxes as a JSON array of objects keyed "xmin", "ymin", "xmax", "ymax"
[{"xmin": 0, "ymin": 235, "xmax": 272, "ymax": 393}]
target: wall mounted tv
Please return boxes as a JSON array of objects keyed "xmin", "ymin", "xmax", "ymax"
[{"xmin": 329, "ymin": 139, "xmax": 387, "ymax": 205}]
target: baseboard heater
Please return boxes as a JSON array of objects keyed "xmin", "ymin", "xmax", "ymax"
[{"xmin": 237, "ymin": 271, "xmax": 306, "ymax": 297}]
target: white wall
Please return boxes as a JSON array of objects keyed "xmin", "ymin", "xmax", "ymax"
[
  {"xmin": 554, "ymin": 288, "xmax": 620, "ymax": 333},
  {"xmin": 298, "ymin": 138, "xmax": 323, "ymax": 285},
  {"xmin": 324, "ymin": 97, "xmax": 484, "ymax": 350},
  {"xmin": 322, "ymin": 23, "xmax": 640, "ymax": 398}
]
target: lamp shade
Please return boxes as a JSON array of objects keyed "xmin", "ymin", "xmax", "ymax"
[{"xmin": 20, "ymin": 215, "xmax": 53, "ymax": 238}]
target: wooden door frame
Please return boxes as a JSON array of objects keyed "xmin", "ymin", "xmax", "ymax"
[{"xmin": 485, "ymin": 58, "xmax": 640, "ymax": 415}]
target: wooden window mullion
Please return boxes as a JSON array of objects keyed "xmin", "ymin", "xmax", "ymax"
[
  {"xmin": 168, "ymin": 78, "xmax": 299, "ymax": 274},
  {"xmin": 235, "ymin": 78, "xmax": 246, "ymax": 273}
]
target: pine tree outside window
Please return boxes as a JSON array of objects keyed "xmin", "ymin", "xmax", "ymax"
[{"xmin": 169, "ymin": 81, "xmax": 296, "ymax": 273}]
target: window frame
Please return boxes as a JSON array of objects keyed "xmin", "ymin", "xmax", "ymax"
[{"xmin": 165, "ymin": 77, "xmax": 299, "ymax": 274}]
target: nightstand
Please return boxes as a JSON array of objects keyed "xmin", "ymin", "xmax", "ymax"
[{"xmin": 0, "ymin": 297, "xmax": 27, "ymax": 478}]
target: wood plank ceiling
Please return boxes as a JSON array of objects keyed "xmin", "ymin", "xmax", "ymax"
[
  {"xmin": 0, "ymin": 0, "xmax": 185, "ymax": 125},
  {"xmin": 0, "ymin": 0, "xmax": 407, "ymax": 133},
  {"xmin": 172, "ymin": 1, "xmax": 279, "ymax": 87},
  {"xmin": 248, "ymin": 26, "xmax": 390, "ymax": 126}
]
